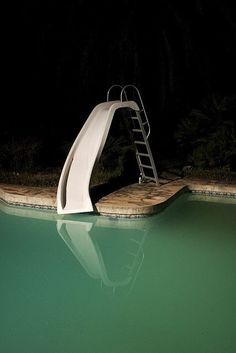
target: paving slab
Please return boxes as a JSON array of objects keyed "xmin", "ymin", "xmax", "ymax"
[{"xmin": 0, "ymin": 183, "xmax": 57, "ymax": 208}]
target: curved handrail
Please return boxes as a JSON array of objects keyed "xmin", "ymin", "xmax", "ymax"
[
  {"xmin": 120, "ymin": 84, "xmax": 151, "ymax": 138},
  {"xmin": 106, "ymin": 84, "xmax": 123, "ymax": 102}
]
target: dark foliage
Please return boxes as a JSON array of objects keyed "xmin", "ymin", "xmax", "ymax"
[
  {"xmin": 174, "ymin": 94, "xmax": 236, "ymax": 169},
  {"xmin": 3, "ymin": 0, "xmax": 236, "ymax": 174}
]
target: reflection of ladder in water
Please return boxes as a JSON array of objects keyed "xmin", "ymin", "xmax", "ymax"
[
  {"xmin": 125, "ymin": 232, "xmax": 147, "ymax": 294},
  {"xmin": 98, "ymin": 231, "xmax": 146, "ymax": 295},
  {"xmin": 107, "ymin": 84, "xmax": 159, "ymax": 184},
  {"xmin": 106, "ymin": 232, "xmax": 147, "ymax": 296}
]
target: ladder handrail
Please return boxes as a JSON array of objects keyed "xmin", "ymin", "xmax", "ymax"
[
  {"xmin": 120, "ymin": 84, "xmax": 151, "ymax": 138},
  {"xmin": 106, "ymin": 84, "xmax": 158, "ymax": 184},
  {"xmin": 106, "ymin": 84, "xmax": 123, "ymax": 102},
  {"xmin": 107, "ymin": 84, "xmax": 148, "ymax": 135}
]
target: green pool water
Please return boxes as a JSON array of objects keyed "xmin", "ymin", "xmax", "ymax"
[{"xmin": 0, "ymin": 192, "xmax": 236, "ymax": 353}]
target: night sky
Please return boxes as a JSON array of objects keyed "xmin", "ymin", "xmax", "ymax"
[{"xmin": 3, "ymin": 0, "xmax": 236, "ymax": 170}]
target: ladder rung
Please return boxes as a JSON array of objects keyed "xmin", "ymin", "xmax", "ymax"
[
  {"xmin": 134, "ymin": 141, "xmax": 146, "ymax": 145},
  {"xmin": 132, "ymin": 128, "xmax": 142, "ymax": 132},
  {"xmin": 137, "ymin": 152, "xmax": 149, "ymax": 157},
  {"xmin": 140, "ymin": 164, "xmax": 153, "ymax": 169},
  {"xmin": 129, "ymin": 115, "xmax": 147, "ymax": 125},
  {"xmin": 143, "ymin": 176, "xmax": 157, "ymax": 182}
]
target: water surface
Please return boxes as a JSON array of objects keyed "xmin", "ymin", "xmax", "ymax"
[{"xmin": 1, "ymin": 193, "xmax": 236, "ymax": 353}]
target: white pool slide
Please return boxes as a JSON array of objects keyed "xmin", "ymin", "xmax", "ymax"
[{"xmin": 56, "ymin": 100, "xmax": 139, "ymax": 214}]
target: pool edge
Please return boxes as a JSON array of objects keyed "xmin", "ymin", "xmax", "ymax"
[{"xmin": 1, "ymin": 179, "xmax": 236, "ymax": 218}]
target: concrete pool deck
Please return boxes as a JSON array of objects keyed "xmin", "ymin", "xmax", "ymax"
[{"xmin": 0, "ymin": 178, "xmax": 236, "ymax": 217}]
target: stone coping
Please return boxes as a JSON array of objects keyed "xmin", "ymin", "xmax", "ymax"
[
  {"xmin": 0, "ymin": 179, "xmax": 236, "ymax": 218},
  {"xmin": 0, "ymin": 183, "xmax": 57, "ymax": 209},
  {"xmin": 95, "ymin": 179, "xmax": 236, "ymax": 217}
]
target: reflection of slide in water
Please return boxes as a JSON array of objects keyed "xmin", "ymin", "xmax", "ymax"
[
  {"xmin": 56, "ymin": 217, "xmax": 148, "ymax": 293},
  {"xmin": 0, "ymin": 201, "xmax": 148, "ymax": 293},
  {"xmin": 57, "ymin": 220, "xmax": 130, "ymax": 285}
]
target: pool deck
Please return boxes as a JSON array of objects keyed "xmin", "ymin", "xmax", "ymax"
[{"xmin": 1, "ymin": 177, "xmax": 236, "ymax": 217}]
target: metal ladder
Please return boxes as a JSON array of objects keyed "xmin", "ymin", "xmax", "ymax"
[{"xmin": 107, "ymin": 84, "xmax": 159, "ymax": 184}]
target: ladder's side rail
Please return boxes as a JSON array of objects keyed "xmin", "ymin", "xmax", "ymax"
[
  {"xmin": 135, "ymin": 111, "xmax": 159, "ymax": 183},
  {"xmin": 120, "ymin": 85, "xmax": 151, "ymax": 138}
]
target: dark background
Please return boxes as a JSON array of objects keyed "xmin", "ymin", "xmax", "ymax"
[{"xmin": 3, "ymin": 0, "xmax": 236, "ymax": 172}]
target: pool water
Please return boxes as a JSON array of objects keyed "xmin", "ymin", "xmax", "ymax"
[{"xmin": 0, "ymin": 192, "xmax": 236, "ymax": 353}]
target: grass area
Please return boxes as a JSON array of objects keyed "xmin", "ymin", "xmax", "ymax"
[
  {"xmin": 0, "ymin": 170, "xmax": 61, "ymax": 187},
  {"xmin": 0, "ymin": 165, "xmax": 122, "ymax": 188},
  {"xmin": 0, "ymin": 165, "xmax": 236, "ymax": 188},
  {"xmin": 183, "ymin": 167, "xmax": 236, "ymax": 183}
]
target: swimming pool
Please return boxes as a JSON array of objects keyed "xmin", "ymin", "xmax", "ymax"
[{"xmin": 1, "ymin": 192, "xmax": 236, "ymax": 353}]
